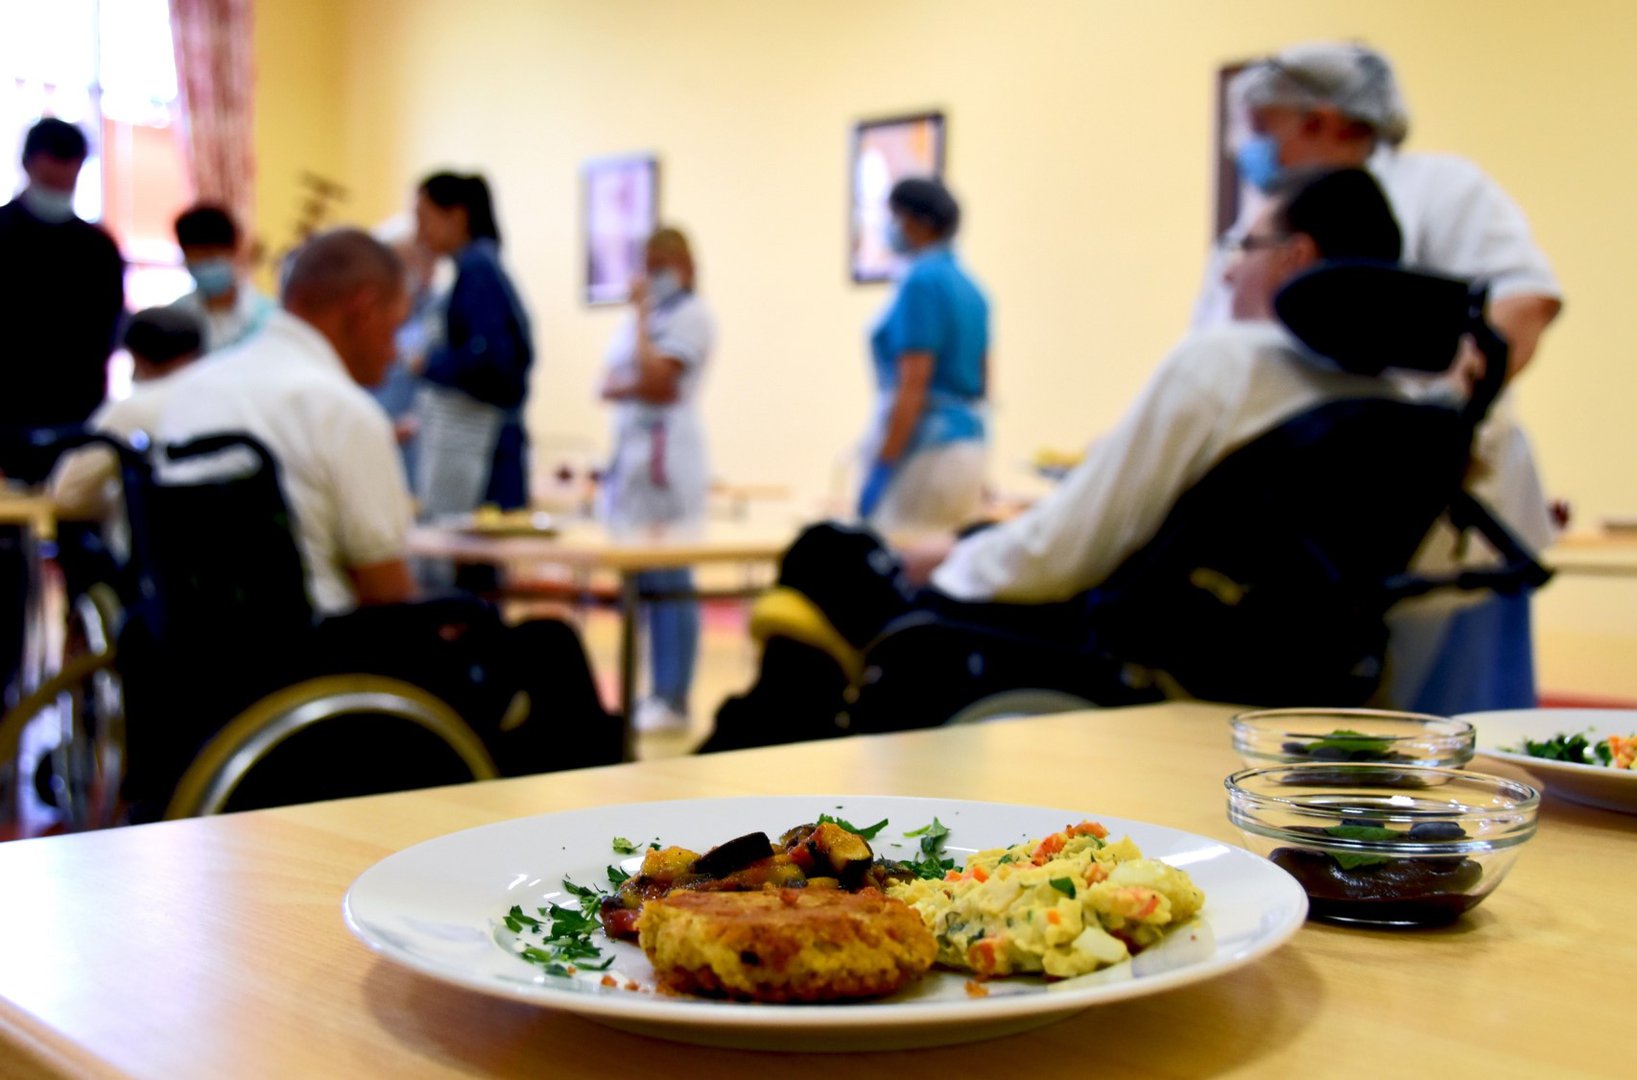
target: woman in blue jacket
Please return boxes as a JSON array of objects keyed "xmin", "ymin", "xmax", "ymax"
[{"xmin": 413, "ymin": 172, "xmax": 534, "ymax": 543}]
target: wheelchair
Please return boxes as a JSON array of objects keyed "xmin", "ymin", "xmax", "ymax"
[
  {"xmin": 709, "ymin": 263, "xmax": 1553, "ymax": 748},
  {"xmin": 1, "ymin": 430, "xmax": 503, "ymax": 825}
]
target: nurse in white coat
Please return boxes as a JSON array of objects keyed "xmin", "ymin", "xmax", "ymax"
[
  {"xmin": 599, "ymin": 227, "xmax": 716, "ymax": 732},
  {"xmin": 1192, "ymin": 42, "xmax": 1564, "ymax": 714}
]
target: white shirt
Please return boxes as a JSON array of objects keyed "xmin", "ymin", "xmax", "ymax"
[
  {"xmin": 1192, "ymin": 149, "xmax": 1561, "ymax": 552},
  {"xmin": 933, "ymin": 321, "xmax": 1408, "ymax": 602},
  {"xmin": 599, "ymin": 292, "xmax": 715, "ymax": 529},
  {"xmin": 168, "ymin": 283, "xmax": 277, "ymax": 354},
  {"xmin": 158, "ymin": 311, "xmax": 412, "ymax": 616},
  {"xmin": 50, "ymin": 376, "xmax": 179, "ymax": 521}
]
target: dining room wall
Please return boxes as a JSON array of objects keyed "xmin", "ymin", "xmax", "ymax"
[{"xmin": 252, "ymin": 0, "xmax": 1637, "ymax": 694}]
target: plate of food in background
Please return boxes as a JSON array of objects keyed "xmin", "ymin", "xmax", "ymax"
[
  {"xmin": 1464, "ymin": 708, "xmax": 1637, "ymax": 814},
  {"xmin": 343, "ymin": 795, "xmax": 1306, "ymax": 1051}
]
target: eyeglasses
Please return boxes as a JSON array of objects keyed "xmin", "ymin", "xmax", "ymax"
[{"xmin": 1225, "ymin": 232, "xmax": 1290, "ymax": 255}]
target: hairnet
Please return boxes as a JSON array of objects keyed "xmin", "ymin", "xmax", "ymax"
[
  {"xmin": 1231, "ymin": 42, "xmax": 1410, "ymax": 146},
  {"xmin": 888, "ymin": 177, "xmax": 961, "ymax": 237}
]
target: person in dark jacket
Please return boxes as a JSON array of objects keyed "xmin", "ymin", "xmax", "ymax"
[
  {"xmin": 0, "ymin": 118, "xmax": 125, "ymax": 481},
  {"xmin": 411, "ymin": 172, "xmax": 534, "ymax": 551}
]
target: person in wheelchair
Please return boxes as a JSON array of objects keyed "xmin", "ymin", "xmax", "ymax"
[
  {"xmin": 706, "ymin": 166, "xmax": 1530, "ymax": 751},
  {"xmin": 133, "ymin": 229, "xmax": 619, "ymax": 815}
]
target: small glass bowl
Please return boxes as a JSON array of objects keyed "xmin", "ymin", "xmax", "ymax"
[
  {"xmin": 1230, "ymin": 708, "xmax": 1475, "ymax": 769},
  {"xmin": 1226, "ymin": 763, "xmax": 1539, "ymax": 928}
]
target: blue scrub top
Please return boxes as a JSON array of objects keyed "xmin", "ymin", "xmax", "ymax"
[{"xmin": 869, "ymin": 245, "xmax": 989, "ymax": 454}]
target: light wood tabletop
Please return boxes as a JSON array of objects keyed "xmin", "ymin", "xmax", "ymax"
[
  {"xmin": 0, "ymin": 702, "xmax": 1627, "ymax": 1079},
  {"xmin": 404, "ymin": 518, "xmax": 796, "ymax": 574}
]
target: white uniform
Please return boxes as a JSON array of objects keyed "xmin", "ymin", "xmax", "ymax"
[
  {"xmin": 599, "ymin": 292, "xmax": 715, "ymax": 530},
  {"xmin": 167, "ymin": 283, "xmax": 277, "ymax": 354},
  {"xmin": 933, "ymin": 321, "xmax": 1408, "ymax": 602},
  {"xmin": 158, "ymin": 311, "xmax": 412, "ymax": 616},
  {"xmin": 1193, "ymin": 148, "xmax": 1562, "ymax": 552}
]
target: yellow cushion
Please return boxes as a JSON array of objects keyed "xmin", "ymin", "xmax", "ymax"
[{"xmin": 747, "ymin": 587, "xmax": 864, "ymax": 684}]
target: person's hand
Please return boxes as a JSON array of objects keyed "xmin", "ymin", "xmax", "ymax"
[
  {"xmin": 628, "ymin": 274, "xmax": 649, "ymax": 309},
  {"xmin": 897, "ymin": 534, "xmax": 957, "ymax": 587}
]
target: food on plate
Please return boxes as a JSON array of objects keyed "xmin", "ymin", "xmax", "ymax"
[
  {"xmin": 1267, "ymin": 821, "xmax": 1483, "ymax": 926},
  {"xmin": 597, "ymin": 823, "xmax": 913, "ymax": 940},
  {"xmin": 887, "ymin": 822, "xmax": 1204, "ymax": 978},
  {"xmin": 636, "ymin": 888, "xmax": 937, "ymax": 1002},
  {"xmin": 1508, "ymin": 730, "xmax": 1636, "ymax": 770}
]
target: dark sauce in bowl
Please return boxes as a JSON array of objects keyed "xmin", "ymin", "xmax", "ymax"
[{"xmin": 1270, "ymin": 821, "xmax": 1485, "ymax": 927}]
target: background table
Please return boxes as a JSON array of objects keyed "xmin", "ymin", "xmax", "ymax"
[
  {"xmin": 407, "ymin": 520, "xmax": 793, "ymax": 754},
  {"xmin": 0, "ymin": 701, "xmax": 1627, "ymax": 1078}
]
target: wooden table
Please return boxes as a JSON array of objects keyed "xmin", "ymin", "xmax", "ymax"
[
  {"xmin": 1544, "ymin": 530, "xmax": 1637, "ymax": 578},
  {"xmin": 406, "ymin": 520, "xmax": 794, "ymax": 752},
  {"xmin": 0, "ymin": 702, "xmax": 1626, "ymax": 1079}
]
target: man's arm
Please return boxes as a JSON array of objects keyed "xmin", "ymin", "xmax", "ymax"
[
  {"xmin": 347, "ymin": 558, "xmax": 417, "ymax": 606},
  {"xmin": 1489, "ymin": 293, "xmax": 1561, "ymax": 379}
]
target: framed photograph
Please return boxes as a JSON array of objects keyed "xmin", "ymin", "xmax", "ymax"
[
  {"xmin": 849, "ymin": 111, "xmax": 946, "ymax": 284},
  {"xmin": 584, "ymin": 154, "xmax": 659, "ymax": 306},
  {"xmin": 1214, "ymin": 63, "xmax": 1250, "ymax": 239}
]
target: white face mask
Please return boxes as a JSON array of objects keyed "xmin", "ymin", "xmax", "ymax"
[
  {"xmin": 647, "ymin": 268, "xmax": 683, "ymax": 305},
  {"xmin": 20, "ymin": 185, "xmax": 76, "ymax": 223}
]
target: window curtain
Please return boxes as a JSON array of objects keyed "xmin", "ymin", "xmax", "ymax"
[{"xmin": 168, "ymin": 0, "xmax": 255, "ymax": 224}]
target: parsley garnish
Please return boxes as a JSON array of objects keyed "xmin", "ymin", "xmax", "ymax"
[
  {"xmin": 607, "ymin": 864, "xmax": 630, "ymax": 887},
  {"xmin": 611, "ymin": 837, "xmax": 639, "ymax": 854},
  {"xmin": 1321, "ymin": 824, "xmax": 1396, "ymax": 869},
  {"xmin": 1308, "ymin": 729, "xmax": 1393, "ymax": 756},
  {"xmin": 1048, "ymin": 877, "xmax": 1077, "ymax": 898},
  {"xmin": 817, "ymin": 813, "xmax": 889, "ymax": 840},
  {"xmin": 905, "ymin": 817, "xmax": 955, "ymax": 879},
  {"xmin": 1517, "ymin": 731, "xmax": 1595, "ymax": 764}
]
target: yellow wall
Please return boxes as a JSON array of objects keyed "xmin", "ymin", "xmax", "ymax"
[
  {"xmin": 253, "ymin": 0, "xmax": 1637, "ymax": 689},
  {"xmin": 252, "ymin": 0, "xmax": 349, "ymax": 283}
]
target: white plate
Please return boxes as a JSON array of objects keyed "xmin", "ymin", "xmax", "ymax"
[
  {"xmin": 1463, "ymin": 709, "xmax": 1637, "ymax": 814},
  {"xmin": 343, "ymin": 795, "xmax": 1306, "ymax": 1051}
]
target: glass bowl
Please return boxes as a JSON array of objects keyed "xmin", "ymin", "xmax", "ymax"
[
  {"xmin": 1225, "ymin": 763, "xmax": 1539, "ymax": 928},
  {"xmin": 1230, "ymin": 708, "xmax": 1475, "ymax": 768}
]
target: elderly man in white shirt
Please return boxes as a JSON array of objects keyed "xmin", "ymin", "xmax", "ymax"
[
  {"xmin": 924, "ymin": 167, "xmax": 1410, "ymax": 603},
  {"xmin": 1193, "ymin": 42, "xmax": 1562, "ymax": 713},
  {"xmin": 155, "ymin": 229, "xmax": 620, "ymax": 773},
  {"xmin": 159, "ymin": 230, "xmax": 415, "ymax": 614}
]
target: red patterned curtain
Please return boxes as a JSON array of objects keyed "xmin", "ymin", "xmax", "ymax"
[{"xmin": 168, "ymin": 0, "xmax": 256, "ymax": 224}]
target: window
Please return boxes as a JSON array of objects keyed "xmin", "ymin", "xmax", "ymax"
[{"xmin": 2, "ymin": 0, "xmax": 193, "ymax": 395}]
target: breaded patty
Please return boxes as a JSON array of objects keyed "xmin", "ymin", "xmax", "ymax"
[{"xmin": 636, "ymin": 888, "xmax": 937, "ymax": 1003}]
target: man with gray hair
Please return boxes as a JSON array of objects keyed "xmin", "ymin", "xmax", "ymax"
[
  {"xmin": 155, "ymin": 227, "xmax": 621, "ymax": 776},
  {"xmin": 160, "ymin": 227, "xmax": 415, "ymax": 613},
  {"xmin": 1194, "ymin": 41, "xmax": 1563, "ymax": 713}
]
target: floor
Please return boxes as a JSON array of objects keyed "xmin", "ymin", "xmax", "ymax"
[{"xmin": 564, "ymin": 597, "xmax": 760, "ymax": 760}]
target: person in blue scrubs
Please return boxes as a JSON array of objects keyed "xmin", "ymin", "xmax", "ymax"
[{"xmin": 859, "ymin": 178, "xmax": 990, "ymax": 531}]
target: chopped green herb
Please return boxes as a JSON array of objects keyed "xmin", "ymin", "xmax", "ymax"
[
  {"xmin": 817, "ymin": 813, "xmax": 889, "ymax": 840},
  {"xmin": 648, "ymin": 841, "xmax": 662, "ymax": 851},
  {"xmin": 611, "ymin": 836, "xmax": 639, "ymax": 855},
  {"xmin": 560, "ymin": 879, "xmax": 602, "ymax": 906},
  {"xmin": 606, "ymin": 864, "xmax": 630, "ymax": 887},
  {"xmin": 1048, "ymin": 877, "xmax": 1077, "ymax": 898},
  {"xmin": 1309, "ymin": 729, "xmax": 1393, "ymax": 755},
  {"xmin": 1517, "ymin": 731, "xmax": 1595, "ymax": 764},
  {"xmin": 1323, "ymin": 825, "xmax": 1400, "ymax": 843},
  {"xmin": 906, "ymin": 817, "xmax": 955, "ymax": 879}
]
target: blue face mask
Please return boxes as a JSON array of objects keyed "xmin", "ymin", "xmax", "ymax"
[
  {"xmin": 646, "ymin": 268, "xmax": 683, "ymax": 306},
  {"xmin": 884, "ymin": 217, "xmax": 912, "ymax": 256},
  {"xmin": 187, "ymin": 257, "xmax": 237, "ymax": 299},
  {"xmin": 1235, "ymin": 135, "xmax": 1285, "ymax": 193},
  {"xmin": 20, "ymin": 186, "xmax": 76, "ymax": 224}
]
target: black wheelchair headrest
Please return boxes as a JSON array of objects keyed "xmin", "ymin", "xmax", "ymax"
[{"xmin": 1274, "ymin": 261, "xmax": 1472, "ymax": 376}]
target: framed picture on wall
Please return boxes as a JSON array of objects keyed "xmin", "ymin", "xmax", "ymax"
[
  {"xmin": 1214, "ymin": 62, "xmax": 1250, "ymax": 240},
  {"xmin": 584, "ymin": 153, "xmax": 659, "ymax": 305},
  {"xmin": 849, "ymin": 111, "xmax": 945, "ymax": 284}
]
